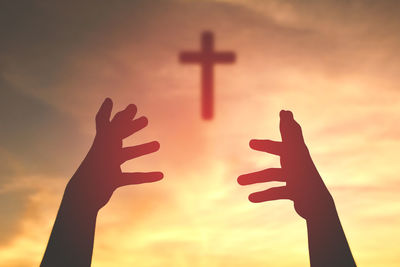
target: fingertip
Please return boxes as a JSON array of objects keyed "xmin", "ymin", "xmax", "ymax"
[
  {"xmin": 148, "ymin": 172, "xmax": 164, "ymax": 182},
  {"xmin": 249, "ymin": 140, "xmax": 253, "ymax": 148},
  {"xmin": 144, "ymin": 141, "xmax": 161, "ymax": 153},
  {"xmin": 237, "ymin": 175, "xmax": 244, "ymax": 185},
  {"xmin": 104, "ymin": 97, "xmax": 113, "ymax": 109},
  {"xmin": 249, "ymin": 139, "xmax": 269, "ymax": 152},
  {"xmin": 248, "ymin": 194, "xmax": 258, "ymax": 203},
  {"xmin": 126, "ymin": 103, "xmax": 137, "ymax": 113},
  {"xmin": 249, "ymin": 139, "xmax": 257, "ymax": 148},
  {"xmin": 141, "ymin": 116, "xmax": 149, "ymax": 126},
  {"xmin": 157, "ymin": 172, "xmax": 164, "ymax": 180},
  {"xmin": 134, "ymin": 116, "xmax": 149, "ymax": 127},
  {"xmin": 147, "ymin": 141, "xmax": 160, "ymax": 152},
  {"xmin": 280, "ymin": 110, "xmax": 294, "ymax": 120},
  {"xmin": 121, "ymin": 104, "xmax": 137, "ymax": 120},
  {"xmin": 96, "ymin": 98, "xmax": 113, "ymax": 128},
  {"xmin": 152, "ymin": 141, "xmax": 161, "ymax": 151},
  {"xmin": 287, "ymin": 110, "xmax": 294, "ymax": 120}
]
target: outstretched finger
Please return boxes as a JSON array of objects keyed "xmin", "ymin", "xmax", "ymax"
[
  {"xmin": 238, "ymin": 168, "xmax": 285, "ymax": 185},
  {"xmin": 248, "ymin": 186, "xmax": 289, "ymax": 203},
  {"xmin": 118, "ymin": 172, "xmax": 164, "ymax": 187},
  {"xmin": 249, "ymin": 139, "xmax": 282, "ymax": 155},
  {"xmin": 112, "ymin": 104, "xmax": 137, "ymax": 124},
  {"xmin": 120, "ymin": 116, "xmax": 148, "ymax": 139},
  {"xmin": 96, "ymin": 98, "xmax": 113, "ymax": 132},
  {"xmin": 121, "ymin": 141, "xmax": 160, "ymax": 163}
]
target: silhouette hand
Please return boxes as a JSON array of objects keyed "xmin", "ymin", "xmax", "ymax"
[
  {"xmin": 65, "ymin": 98, "xmax": 163, "ymax": 211},
  {"xmin": 238, "ymin": 110, "xmax": 335, "ymax": 221}
]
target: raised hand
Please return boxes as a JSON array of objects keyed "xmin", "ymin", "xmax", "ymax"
[
  {"xmin": 41, "ymin": 98, "xmax": 163, "ymax": 267},
  {"xmin": 65, "ymin": 98, "xmax": 163, "ymax": 211},
  {"xmin": 237, "ymin": 110, "xmax": 333, "ymax": 220},
  {"xmin": 238, "ymin": 110, "xmax": 356, "ymax": 266}
]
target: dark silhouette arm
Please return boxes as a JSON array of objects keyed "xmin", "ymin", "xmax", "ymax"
[
  {"xmin": 40, "ymin": 190, "xmax": 98, "ymax": 267},
  {"xmin": 41, "ymin": 98, "xmax": 163, "ymax": 267},
  {"xmin": 238, "ymin": 110, "xmax": 356, "ymax": 267},
  {"xmin": 306, "ymin": 207, "xmax": 354, "ymax": 266}
]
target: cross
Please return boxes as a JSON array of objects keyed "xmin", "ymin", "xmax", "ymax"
[{"xmin": 179, "ymin": 31, "xmax": 236, "ymax": 120}]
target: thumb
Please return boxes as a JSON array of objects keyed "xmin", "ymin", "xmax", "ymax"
[
  {"xmin": 279, "ymin": 110, "xmax": 305, "ymax": 145},
  {"xmin": 95, "ymin": 98, "xmax": 113, "ymax": 132}
]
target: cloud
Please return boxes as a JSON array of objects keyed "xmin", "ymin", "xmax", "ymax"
[
  {"xmin": 0, "ymin": 190, "xmax": 31, "ymax": 244},
  {"xmin": 0, "ymin": 79, "xmax": 90, "ymax": 178}
]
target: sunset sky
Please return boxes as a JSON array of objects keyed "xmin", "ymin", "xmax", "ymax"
[{"xmin": 1, "ymin": 0, "xmax": 400, "ymax": 266}]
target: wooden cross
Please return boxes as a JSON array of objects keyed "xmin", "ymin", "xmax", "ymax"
[{"xmin": 179, "ymin": 31, "xmax": 236, "ymax": 120}]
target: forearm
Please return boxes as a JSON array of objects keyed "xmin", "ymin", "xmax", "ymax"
[
  {"xmin": 41, "ymin": 188, "xmax": 98, "ymax": 267},
  {"xmin": 306, "ymin": 207, "xmax": 356, "ymax": 267}
]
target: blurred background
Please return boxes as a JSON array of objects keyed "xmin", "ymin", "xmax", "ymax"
[{"xmin": 1, "ymin": 0, "xmax": 400, "ymax": 266}]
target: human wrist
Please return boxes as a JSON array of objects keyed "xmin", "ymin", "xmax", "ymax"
[
  {"xmin": 62, "ymin": 178, "xmax": 100, "ymax": 216},
  {"xmin": 306, "ymin": 202, "xmax": 339, "ymax": 225}
]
